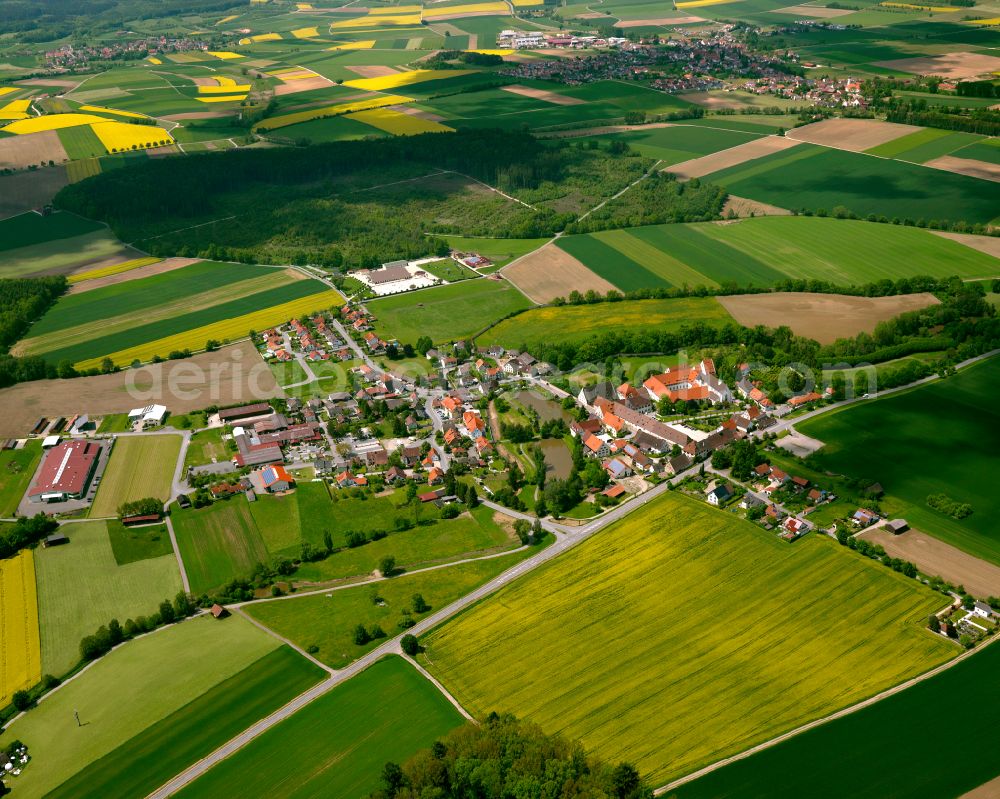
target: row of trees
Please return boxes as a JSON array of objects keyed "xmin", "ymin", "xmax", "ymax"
[
  {"xmin": 0, "ymin": 515, "xmax": 59, "ymax": 560},
  {"xmin": 79, "ymin": 591, "xmax": 197, "ymax": 662}
]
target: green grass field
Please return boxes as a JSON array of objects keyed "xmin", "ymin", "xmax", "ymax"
[
  {"xmin": 0, "ymin": 440, "xmax": 41, "ymax": 516},
  {"xmin": 799, "ymin": 358, "xmax": 1000, "ymax": 565},
  {"xmin": 182, "ymin": 428, "xmax": 228, "ymax": 469},
  {"xmin": 676, "ymin": 639, "xmax": 1000, "ymax": 799},
  {"xmin": 57, "ymin": 125, "xmax": 107, "ymax": 159},
  {"xmin": 865, "ymin": 128, "xmax": 984, "ymax": 163},
  {"xmin": 369, "ymin": 278, "xmax": 532, "ymax": 344},
  {"xmin": 90, "ymin": 434, "xmax": 181, "ymax": 517},
  {"xmin": 106, "ymin": 519, "xmax": 173, "ymax": 564},
  {"xmin": 0, "ymin": 228, "xmax": 131, "ymax": 280},
  {"xmin": 479, "ymin": 296, "xmax": 733, "ymax": 350},
  {"xmin": 557, "ymin": 216, "xmax": 1000, "ymax": 291},
  {"xmin": 0, "ymin": 211, "xmax": 102, "ymax": 253},
  {"xmin": 705, "ymin": 144, "xmax": 1000, "ymax": 225},
  {"xmin": 175, "ymin": 656, "xmax": 464, "ymax": 799},
  {"xmin": 7, "ymin": 615, "xmax": 321, "ymax": 799},
  {"xmin": 34, "ymin": 520, "xmax": 182, "ymax": 676},
  {"xmin": 588, "ymin": 123, "xmax": 763, "ymax": 164},
  {"xmin": 172, "ymin": 499, "xmax": 268, "ymax": 593},
  {"xmin": 421, "ymin": 492, "xmax": 954, "ymax": 784},
  {"xmin": 248, "ymin": 547, "xmax": 535, "ymax": 669}
]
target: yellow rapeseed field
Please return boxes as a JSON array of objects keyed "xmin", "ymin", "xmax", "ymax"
[
  {"xmin": 879, "ymin": 1, "xmax": 961, "ymax": 8},
  {"xmin": 467, "ymin": 48, "xmax": 514, "ymax": 55},
  {"xmin": 292, "ymin": 26, "xmax": 320, "ymax": 38},
  {"xmin": 0, "ymin": 99, "xmax": 32, "ymax": 120},
  {"xmin": 216, "ymin": 15, "xmax": 239, "ymax": 24},
  {"xmin": 68, "ymin": 257, "xmax": 161, "ymax": 284},
  {"xmin": 347, "ymin": 107, "xmax": 454, "ymax": 135},
  {"xmin": 3, "ymin": 112, "xmax": 108, "ymax": 133},
  {"xmin": 512, "ymin": 0, "xmax": 543, "ymax": 5},
  {"xmin": 147, "ymin": 56, "xmax": 163, "ymax": 64},
  {"xmin": 327, "ymin": 40, "xmax": 376, "ymax": 50},
  {"xmin": 91, "ymin": 121, "xmax": 174, "ymax": 152},
  {"xmin": 331, "ymin": 13, "xmax": 423, "ymax": 27},
  {"xmin": 253, "ymin": 93, "xmax": 412, "ymax": 130},
  {"xmin": 970, "ymin": 16, "xmax": 1000, "ymax": 23},
  {"xmin": 675, "ymin": 0, "xmax": 739, "ymax": 8},
  {"xmin": 343, "ymin": 68, "xmax": 472, "ymax": 91},
  {"xmin": 78, "ymin": 104, "xmax": 148, "ymax": 119},
  {"xmin": 77, "ymin": 289, "xmax": 345, "ymax": 370},
  {"xmin": 423, "ymin": 1, "xmax": 509, "ymax": 17},
  {"xmin": 0, "ymin": 551, "xmax": 42, "ymax": 707},
  {"xmin": 198, "ymin": 84, "xmax": 252, "ymax": 94},
  {"xmin": 207, "ymin": 51, "xmax": 244, "ymax": 59},
  {"xmin": 196, "ymin": 95, "xmax": 248, "ymax": 103},
  {"xmin": 297, "ymin": 2, "xmax": 314, "ymax": 7},
  {"xmin": 0, "ymin": 87, "xmax": 19, "ymax": 96},
  {"xmin": 250, "ymin": 32, "xmax": 283, "ymax": 41}
]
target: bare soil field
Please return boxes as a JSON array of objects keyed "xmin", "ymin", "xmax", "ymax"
[
  {"xmin": 0, "ymin": 130, "xmax": 69, "ymax": 170},
  {"xmin": 717, "ymin": 292, "xmax": 940, "ymax": 344},
  {"xmin": 772, "ymin": 3, "xmax": 854, "ymax": 15},
  {"xmin": 191, "ymin": 77, "xmax": 219, "ymax": 86},
  {"xmin": 874, "ymin": 51, "xmax": 1000, "ymax": 80},
  {"xmin": 503, "ymin": 242, "xmax": 615, "ymax": 303},
  {"xmin": 786, "ymin": 118, "xmax": 920, "ymax": 151},
  {"xmin": 68, "ymin": 257, "xmax": 201, "ymax": 294},
  {"xmin": 666, "ymin": 136, "xmax": 800, "ymax": 179},
  {"xmin": 17, "ymin": 77, "xmax": 82, "ymax": 89},
  {"xmin": 273, "ymin": 76, "xmax": 336, "ymax": 95},
  {"xmin": 961, "ymin": 775, "xmax": 1000, "ymax": 799},
  {"xmin": 720, "ymin": 195, "xmax": 791, "ymax": 218},
  {"xmin": 931, "ymin": 230, "xmax": 1000, "ymax": 260},
  {"xmin": 860, "ymin": 526, "xmax": 1000, "ymax": 598},
  {"xmin": 925, "ymin": 155, "xmax": 1000, "ymax": 183},
  {"xmin": 617, "ymin": 15, "xmax": 705, "ymax": 25},
  {"xmin": 429, "ymin": 22, "xmax": 469, "ymax": 36},
  {"xmin": 0, "ymin": 341, "xmax": 282, "ymax": 438},
  {"xmin": 0, "ymin": 167, "xmax": 68, "ymax": 220},
  {"xmin": 345, "ymin": 65, "xmax": 401, "ymax": 77},
  {"xmin": 678, "ymin": 91, "xmax": 747, "ymax": 109},
  {"xmin": 500, "ymin": 84, "xmax": 585, "ymax": 105},
  {"xmin": 389, "ymin": 103, "xmax": 446, "ymax": 122}
]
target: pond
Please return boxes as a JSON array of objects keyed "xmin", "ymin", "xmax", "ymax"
[
  {"xmin": 537, "ymin": 438, "xmax": 574, "ymax": 480},
  {"xmin": 510, "ymin": 390, "xmax": 573, "ymax": 423}
]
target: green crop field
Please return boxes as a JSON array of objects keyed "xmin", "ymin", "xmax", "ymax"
[
  {"xmin": 7, "ymin": 615, "xmax": 321, "ymax": 799},
  {"xmin": 479, "ymin": 296, "xmax": 734, "ymax": 350},
  {"xmin": 0, "ymin": 440, "xmax": 41, "ymax": 516},
  {"xmin": 705, "ymin": 144, "xmax": 1000, "ymax": 225},
  {"xmin": 175, "ymin": 656, "xmax": 464, "ymax": 799},
  {"xmin": 589, "ymin": 124, "xmax": 763, "ymax": 164},
  {"xmin": 866, "ymin": 128, "xmax": 984, "ymax": 163},
  {"xmin": 421, "ymin": 492, "xmax": 954, "ymax": 784},
  {"xmin": 57, "ymin": 125, "xmax": 107, "ymax": 159},
  {"xmin": 369, "ymin": 278, "xmax": 532, "ymax": 344},
  {"xmin": 172, "ymin": 485, "xmax": 515, "ymax": 593},
  {"xmin": 0, "ymin": 211, "xmax": 102, "ymax": 253},
  {"xmin": 557, "ymin": 216, "xmax": 1000, "ymax": 291},
  {"xmin": 16, "ymin": 260, "xmax": 329, "ymax": 365},
  {"xmin": 34, "ymin": 520, "xmax": 182, "ymax": 676},
  {"xmin": 247, "ymin": 547, "xmax": 535, "ymax": 669},
  {"xmin": 799, "ymin": 358, "xmax": 1000, "ymax": 564},
  {"xmin": 676, "ymin": 640, "xmax": 1000, "ymax": 799},
  {"xmin": 89, "ymin": 434, "xmax": 181, "ymax": 517}
]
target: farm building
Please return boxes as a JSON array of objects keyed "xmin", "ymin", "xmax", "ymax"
[
  {"xmin": 886, "ymin": 519, "xmax": 909, "ymax": 534},
  {"xmin": 218, "ymin": 402, "xmax": 273, "ymax": 423},
  {"xmin": 250, "ymin": 464, "xmax": 294, "ymax": 494},
  {"xmin": 128, "ymin": 404, "xmax": 167, "ymax": 428},
  {"xmin": 28, "ymin": 439, "xmax": 101, "ymax": 502}
]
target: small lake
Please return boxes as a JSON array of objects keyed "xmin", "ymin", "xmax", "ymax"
[
  {"xmin": 537, "ymin": 438, "xmax": 573, "ymax": 480},
  {"xmin": 511, "ymin": 390, "xmax": 573, "ymax": 423}
]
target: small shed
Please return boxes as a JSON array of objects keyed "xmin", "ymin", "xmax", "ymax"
[
  {"xmin": 886, "ymin": 519, "xmax": 909, "ymax": 534},
  {"xmin": 44, "ymin": 532, "xmax": 69, "ymax": 547},
  {"xmin": 41, "ymin": 435, "xmax": 61, "ymax": 448},
  {"xmin": 210, "ymin": 604, "xmax": 229, "ymax": 619}
]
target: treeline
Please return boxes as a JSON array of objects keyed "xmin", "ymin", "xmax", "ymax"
[
  {"xmin": 885, "ymin": 106, "xmax": 1000, "ymax": 137},
  {"xmin": 956, "ymin": 80, "xmax": 1000, "ymax": 98},
  {"xmin": 834, "ymin": 529, "xmax": 918, "ymax": 579},
  {"xmin": 0, "ymin": 276, "xmax": 65, "ymax": 348},
  {"xmin": 79, "ymin": 591, "xmax": 196, "ymax": 661},
  {"xmin": 565, "ymin": 174, "xmax": 727, "ymax": 233},
  {"xmin": 0, "ymin": 515, "xmax": 59, "ymax": 560},
  {"xmin": 369, "ymin": 713, "xmax": 654, "ymax": 799}
]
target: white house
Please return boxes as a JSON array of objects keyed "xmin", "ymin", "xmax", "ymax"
[{"xmin": 128, "ymin": 404, "xmax": 167, "ymax": 428}]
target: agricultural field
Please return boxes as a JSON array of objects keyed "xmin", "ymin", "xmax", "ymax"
[
  {"xmin": 0, "ymin": 440, "xmax": 42, "ymax": 516},
  {"xmin": 421, "ymin": 492, "xmax": 954, "ymax": 784},
  {"xmin": 175, "ymin": 656, "xmax": 464, "ymax": 799},
  {"xmin": 33, "ymin": 520, "xmax": 182, "ymax": 676},
  {"xmin": 89, "ymin": 434, "xmax": 181, "ymax": 517},
  {"xmin": 247, "ymin": 546, "xmax": 533, "ymax": 669},
  {"xmin": 369, "ymin": 278, "xmax": 532, "ymax": 344},
  {"xmin": 554, "ymin": 216, "xmax": 1000, "ymax": 292},
  {"xmin": 799, "ymin": 358, "xmax": 1000, "ymax": 565},
  {"xmin": 6, "ymin": 616, "xmax": 324, "ymax": 799},
  {"xmin": 15, "ymin": 259, "xmax": 340, "ymax": 368},
  {"xmin": 0, "ymin": 550, "xmax": 41, "ymax": 706},
  {"xmin": 479, "ymin": 296, "xmax": 734, "ymax": 351},
  {"xmin": 172, "ymin": 484, "xmax": 518, "ymax": 593},
  {"xmin": 182, "ymin": 428, "xmax": 228, "ymax": 470},
  {"xmin": 675, "ymin": 639, "xmax": 1000, "ymax": 799}
]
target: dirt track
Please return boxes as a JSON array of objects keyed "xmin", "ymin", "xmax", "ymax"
[
  {"xmin": 786, "ymin": 118, "xmax": 920, "ymax": 151},
  {"xmin": 503, "ymin": 241, "xmax": 616, "ymax": 303},
  {"xmin": 859, "ymin": 526, "xmax": 1000, "ymax": 597},
  {"xmin": 0, "ymin": 340, "xmax": 282, "ymax": 438},
  {"xmin": 717, "ymin": 292, "xmax": 940, "ymax": 345},
  {"xmin": 666, "ymin": 136, "xmax": 800, "ymax": 179}
]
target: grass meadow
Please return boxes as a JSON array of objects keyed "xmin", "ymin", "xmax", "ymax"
[
  {"xmin": 676, "ymin": 639, "xmax": 1000, "ymax": 799},
  {"xmin": 479, "ymin": 296, "xmax": 733, "ymax": 350},
  {"xmin": 556, "ymin": 216, "xmax": 1000, "ymax": 292},
  {"xmin": 247, "ymin": 548, "xmax": 532, "ymax": 669},
  {"xmin": 421, "ymin": 492, "xmax": 954, "ymax": 784},
  {"xmin": 369, "ymin": 278, "xmax": 532, "ymax": 344},
  {"xmin": 705, "ymin": 144, "xmax": 1000, "ymax": 224},
  {"xmin": 89, "ymin": 434, "xmax": 181, "ymax": 517},
  {"xmin": 175, "ymin": 656, "xmax": 464, "ymax": 799},
  {"xmin": 799, "ymin": 358, "xmax": 1000, "ymax": 564},
  {"xmin": 7, "ymin": 616, "xmax": 321, "ymax": 799},
  {"xmin": 0, "ymin": 440, "xmax": 41, "ymax": 516},
  {"xmin": 34, "ymin": 520, "xmax": 181, "ymax": 676},
  {"xmin": 0, "ymin": 211, "xmax": 102, "ymax": 252},
  {"xmin": 0, "ymin": 551, "xmax": 41, "ymax": 706}
]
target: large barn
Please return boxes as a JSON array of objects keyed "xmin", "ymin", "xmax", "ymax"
[{"xmin": 28, "ymin": 439, "xmax": 102, "ymax": 502}]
